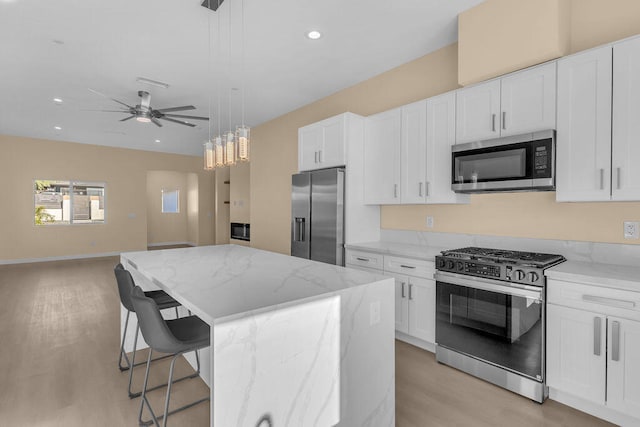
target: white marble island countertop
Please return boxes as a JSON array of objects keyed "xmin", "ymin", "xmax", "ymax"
[
  {"xmin": 122, "ymin": 244, "xmax": 390, "ymax": 324},
  {"xmin": 545, "ymin": 260, "xmax": 640, "ymax": 292}
]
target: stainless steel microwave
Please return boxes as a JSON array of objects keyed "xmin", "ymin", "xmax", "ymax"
[{"xmin": 451, "ymin": 130, "xmax": 555, "ymax": 193}]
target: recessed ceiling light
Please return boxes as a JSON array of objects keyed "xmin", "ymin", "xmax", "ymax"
[
  {"xmin": 155, "ymin": 139, "xmax": 161, "ymax": 143},
  {"xmin": 53, "ymin": 98, "xmax": 63, "ymax": 104},
  {"xmin": 54, "ymin": 126, "xmax": 62, "ymax": 130},
  {"xmin": 306, "ymin": 30, "xmax": 322, "ymax": 40}
]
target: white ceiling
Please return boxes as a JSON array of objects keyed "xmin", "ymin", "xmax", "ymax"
[{"xmin": 0, "ymin": 0, "xmax": 483, "ymax": 156}]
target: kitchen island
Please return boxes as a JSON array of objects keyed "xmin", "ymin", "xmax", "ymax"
[{"xmin": 121, "ymin": 244, "xmax": 395, "ymax": 427}]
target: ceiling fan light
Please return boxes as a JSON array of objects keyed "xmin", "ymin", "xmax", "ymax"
[{"xmin": 136, "ymin": 116, "xmax": 151, "ymax": 123}]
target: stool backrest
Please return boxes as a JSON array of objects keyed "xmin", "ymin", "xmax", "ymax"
[
  {"xmin": 130, "ymin": 286, "xmax": 181, "ymax": 354},
  {"xmin": 114, "ymin": 263, "xmax": 136, "ymax": 312}
]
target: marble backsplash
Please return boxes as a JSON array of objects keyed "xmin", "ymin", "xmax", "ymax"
[{"xmin": 380, "ymin": 230, "xmax": 640, "ymax": 267}]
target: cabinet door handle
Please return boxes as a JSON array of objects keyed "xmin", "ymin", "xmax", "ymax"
[
  {"xmin": 594, "ymin": 317, "xmax": 602, "ymax": 356},
  {"xmin": 356, "ymin": 257, "xmax": 370, "ymax": 262},
  {"xmin": 394, "ymin": 184, "xmax": 398, "ymax": 198},
  {"xmin": 582, "ymin": 294, "xmax": 636, "ymax": 309},
  {"xmin": 400, "ymin": 264, "xmax": 416, "ymax": 269},
  {"xmin": 318, "ymin": 149, "xmax": 323, "ymax": 163},
  {"xmin": 599, "ymin": 168, "xmax": 604, "ymax": 190},
  {"xmin": 492, "ymin": 114, "xmax": 496, "ymax": 132},
  {"xmin": 425, "ymin": 181, "xmax": 430, "ymax": 197},
  {"xmin": 612, "ymin": 320, "xmax": 621, "ymax": 362},
  {"xmin": 419, "ymin": 182, "xmax": 423, "ymax": 197},
  {"xmin": 502, "ymin": 111, "xmax": 506, "ymax": 130},
  {"xmin": 401, "ymin": 282, "xmax": 406, "ymax": 298},
  {"xmin": 314, "ymin": 151, "xmax": 318, "ymax": 163},
  {"xmin": 617, "ymin": 167, "xmax": 621, "ymax": 190},
  {"xmin": 408, "ymin": 284, "xmax": 414, "ymax": 300}
]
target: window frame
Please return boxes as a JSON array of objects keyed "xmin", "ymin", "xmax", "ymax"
[
  {"xmin": 33, "ymin": 179, "xmax": 107, "ymax": 226},
  {"xmin": 161, "ymin": 188, "xmax": 180, "ymax": 214}
]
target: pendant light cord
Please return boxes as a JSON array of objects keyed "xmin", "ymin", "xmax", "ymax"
[
  {"xmin": 241, "ymin": 0, "xmax": 245, "ymax": 127},
  {"xmin": 207, "ymin": 0, "xmax": 212, "ymax": 142},
  {"xmin": 228, "ymin": 0, "xmax": 232, "ymax": 133},
  {"xmin": 217, "ymin": 0, "xmax": 222, "ymax": 137}
]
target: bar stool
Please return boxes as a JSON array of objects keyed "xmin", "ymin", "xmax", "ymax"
[
  {"xmin": 114, "ymin": 263, "xmax": 182, "ymax": 398},
  {"xmin": 130, "ymin": 285, "xmax": 210, "ymax": 427}
]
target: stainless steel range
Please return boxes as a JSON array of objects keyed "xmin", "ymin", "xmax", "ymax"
[{"xmin": 434, "ymin": 247, "xmax": 565, "ymax": 403}]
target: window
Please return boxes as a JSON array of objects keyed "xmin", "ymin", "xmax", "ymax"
[
  {"xmin": 161, "ymin": 189, "xmax": 179, "ymax": 213},
  {"xmin": 34, "ymin": 180, "xmax": 105, "ymax": 225}
]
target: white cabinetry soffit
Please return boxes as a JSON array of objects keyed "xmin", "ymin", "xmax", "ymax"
[
  {"xmin": 456, "ymin": 61, "xmax": 557, "ymax": 144},
  {"xmin": 557, "ymin": 37, "xmax": 640, "ymax": 202}
]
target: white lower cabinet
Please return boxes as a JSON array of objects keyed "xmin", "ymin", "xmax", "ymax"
[
  {"xmin": 547, "ymin": 278, "xmax": 640, "ymax": 420},
  {"xmin": 346, "ymin": 248, "xmax": 435, "ymax": 346}
]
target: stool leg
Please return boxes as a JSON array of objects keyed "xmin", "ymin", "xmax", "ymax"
[
  {"xmin": 139, "ymin": 349, "xmax": 159, "ymax": 427},
  {"xmin": 174, "ymin": 307, "xmax": 179, "ymax": 319},
  {"xmin": 162, "ymin": 355, "xmax": 179, "ymax": 427},
  {"xmin": 128, "ymin": 323, "xmax": 142, "ymax": 398},
  {"xmin": 195, "ymin": 349, "xmax": 201, "ymax": 375},
  {"xmin": 119, "ymin": 310, "xmax": 131, "ymax": 371}
]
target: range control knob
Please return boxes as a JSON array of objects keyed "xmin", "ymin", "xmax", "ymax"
[
  {"xmin": 514, "ymin": 269, "xmax": 526, "ymax": 281},
  {"xmin": 436, "ymin": 258, "xmax": 446, "ymax": 269},
  {"xmin": 457, "ymin": 262, "xmax": 464, "ymax": 271},
  {"xmin": 528, "ymin": 272, "xmax": 540, "ymax": 283},
  {"xmin": 446, "ymin": 260, "xmax": 455, "ymax": 270}
]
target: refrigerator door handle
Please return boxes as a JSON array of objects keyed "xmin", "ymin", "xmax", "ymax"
[{"xmin": 294, "ymin": 217, "xmax": 306, "ymax": 242}]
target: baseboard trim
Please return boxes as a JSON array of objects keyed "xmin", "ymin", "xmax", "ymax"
[
  {"xmin": 549, "ymin": 388, "xmax": 639, "ymax": 426},
  {"xmin": 0, "ymin": 251, "xmax": 123, "ymax": 265},
  {"xmin": 395, "ymin": 331, "xmax": 435, "ymax": 353},
  {"xmin": 147, "ymin": 241, "xmax": 194, "ymax": 247}
]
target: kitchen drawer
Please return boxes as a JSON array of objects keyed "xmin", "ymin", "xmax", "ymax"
[
  {"xmin": 345, "ymin": 250, "xmax": 383, "ymax": 271},
  {"xmin": 548, "ymin": 279, "xmax": 640, "ymax": 322},
  {"xmin": 384, "ymin": 255, "xmax": 434, "ymax": 279}
]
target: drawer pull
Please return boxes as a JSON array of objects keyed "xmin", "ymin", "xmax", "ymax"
[
  {"xmin": 356, "ymin": 257, "xmax": 370, "ymax": 262},
  {"xmin": 582, "ymin": 295, "xmax": 636, "ymax": 309},
  {"xmin": 611, "ymin": 320, "xmax": 621, "ymax": 362},
  {"xmin": 400, "ymin": 265, "xmax": 416, "ymax": 269},
  {"xmin": 593, "ymin": 317, "xmax": 602, "ymax": 356}
]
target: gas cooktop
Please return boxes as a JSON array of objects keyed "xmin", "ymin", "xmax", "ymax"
[{"xmin": 440, "ymin": 247, "xmax": 565, "ymax": 268}]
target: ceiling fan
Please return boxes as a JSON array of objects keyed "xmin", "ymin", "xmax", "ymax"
[{"xmin": 88, "ymin": 89, "xmax": 209, "ymax": 127}]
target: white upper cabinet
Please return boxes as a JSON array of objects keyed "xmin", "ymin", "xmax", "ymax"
[
  {"xmin": 556, "ymin": 46, "xmax": 613, "ymax": 202},
  {"xmin": 456, "ymin": 62, "xmax": 557, "ymax": 144},
  {"xmin": 364, "ymin": 108, "xmax": 402, "ymax": 204},
  {"xmin": 298, "ymin": 113, "xmax": 347, "ymax": 172},
  {"xmin": 426, "ymin": 92, "xmax": 470, "ymax": 204},
  {"xmin": 500, "ymin": 62, "xmax": 557, "ymax": 136},
  {"xmin": 456, "ymin": 79, "xmax": 501, "ymax": 143},
  {"xmin": 400, "ymin": 100, "xmax": 427, "ymax": 204},
  {"xmin": 612, "ymin": 37, "xmax": 640, "ymax": 201}
]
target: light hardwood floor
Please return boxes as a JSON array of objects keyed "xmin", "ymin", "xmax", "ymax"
[{"xmin": 0, "ymin": 256, "xmax": 615, "ymax": 426}]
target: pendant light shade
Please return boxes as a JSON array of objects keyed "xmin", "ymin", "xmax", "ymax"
[
  {"xmin": 204, "ymin": 140, "xmax": 214, "ymax": 170},
  {"xmin": 224, "ymin": 131, "xmax": 236, "ymax": 166},
  {"xmin": 235, "ymin": 125, "xmax": 250, "ymax": 162},
  {"xmin": 214, "ymin": 136, "xmax": 225, "ymax": 168}
]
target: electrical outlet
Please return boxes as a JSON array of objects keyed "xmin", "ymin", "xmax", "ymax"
[
  {"xmin": 624, "ymin": 221, "xmax": 639, "ymax": 239},
  {"xmin": 426, "ymin": 216, "xmax": 434, "ymax": 228},
  {"xmin": 369, "ymin": 301, "xmax": 381, "ymax": 326}
]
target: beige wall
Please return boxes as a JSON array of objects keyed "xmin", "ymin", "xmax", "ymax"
[
  {"xmin": 0, "ymin": 134, "xmax": 214, "ymax": 261},
  {"xmin": 250, "ymin": 0, "xmax": 640, "ymax": 255}
]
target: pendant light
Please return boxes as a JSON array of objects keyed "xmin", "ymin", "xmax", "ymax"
[
  {"xmin": 213, "ymin": 0, "xmax": 225, "ymax": 168},
  {"xmin": 203, "ymin": 0, "xmax": 215, "ymax": 170},
  {"xmin": 235, "ymin": 0, "xmax": 250, "ymax": 162},
  {"xmin": 223, "ymin": 1, "xmax": 236, "ymax": 167}
]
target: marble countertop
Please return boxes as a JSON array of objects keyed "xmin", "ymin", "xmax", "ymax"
[
  {"xmin": 122, "ymin": 244, "xmax": 390, "ymax": 324},
  {"xmin": 545, "ymin": 261, "xmax": 640, "ymax": 292},
  {"xmin": 345, "ymin": 241, "xmax": 447, "ymax": 261}
]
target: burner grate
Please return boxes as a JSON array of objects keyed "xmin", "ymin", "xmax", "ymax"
[{"xmin": 441, "ymin": 247, "xmax": 565, "ymax": 268}]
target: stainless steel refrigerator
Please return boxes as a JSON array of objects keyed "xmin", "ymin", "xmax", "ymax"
[{"xmin": 291, "ymin": 167, "xmax": 345, "ymax": 266}]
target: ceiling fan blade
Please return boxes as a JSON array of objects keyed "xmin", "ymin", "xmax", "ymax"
[
  {"xmin": 88, "ymin": 88, "xmax": 135, "ymax": 109},
  {"xmin": 120, "ymin": 115, "xmax": 136, "ymax": 122},
  {"xmin": 155, "ymin": 105, "xmax": 196, "ymax": 113},
  {"xmin": 163, "ymin": 113, "xmax": 209, "ymax": 121},
  {"xmin": 82, "ymin": 109, "xmax": 130, "ymax": 112},
  {"xmin": 159, "ymin": 116, "xmax": 196, "ymax": 127},
  {"xmin": 151, "ymin": 117, "xmax": 163, "ymax": 127}
]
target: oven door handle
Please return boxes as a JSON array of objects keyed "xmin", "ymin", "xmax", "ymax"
[{"xmin": 434, "ymin": 271, "xmax": 543, "ymax": 300}]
